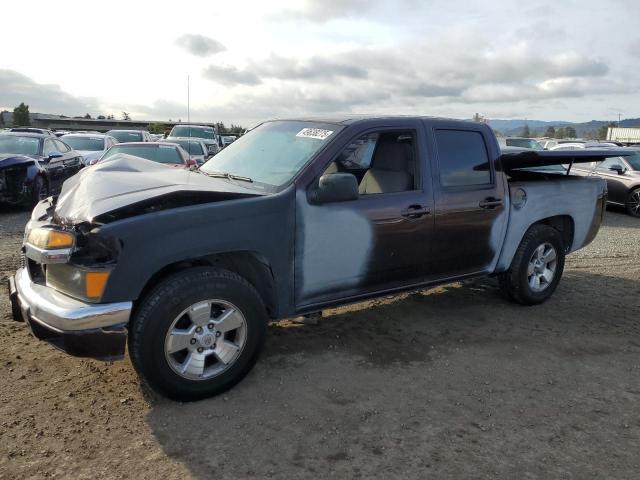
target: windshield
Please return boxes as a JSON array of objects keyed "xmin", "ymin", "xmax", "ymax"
[
  {"xmin": 506, "ymin": 138, "xmax": 543, "ymax": 150},
  {"xmin": 0, "ymin": 136, "xmax": 41, "ymax": 155},
  {"xmin": 626, "ymin": 152, "xmax": 640, "ymax": 170},
  {"xmin": 62, "ymin": 136, "xmax": 104, "ymax": 151},
  {"xmin": 107, "ymin": 131, "xmax": 143, "ymax": 142},
  {"xmin": 170, "ymin": 126, "xmax": 215, "ymax": 140},
  {"xmin": 102, "ymin": 145, "xmax": 183, "ymax": 164},
  {"xmin": 200, "ymin": 121, "xmax": 339, "ymax": 186},
  {"xmin": 172, "ymin": 140, "xmax": 205, "ymax": 155}
]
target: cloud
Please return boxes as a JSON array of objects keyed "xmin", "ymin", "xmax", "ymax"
[
  {"xmin": 0, "ymin": 69, "xmax": 98, "ymax": 115},
  {"xmin": 276, "ymin": 0, "xmax": 376, "ymax": 22},
  {"xmin": 202, "ymin": 65, "xmax": 261, "ymax": 86},
  {"xmin": 175, "ymin": 34, "xmax": 226, "ymax": 57}
]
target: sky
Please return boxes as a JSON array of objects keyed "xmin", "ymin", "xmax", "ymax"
[{"xmin": 1, "ymin": 0, "xmax": 639, "ymax": 127}]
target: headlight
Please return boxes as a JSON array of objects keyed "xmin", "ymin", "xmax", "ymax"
[
  {"xmin": 27, "ymin": 228, "xmax": 75, "ymax": 250},
  {"xmin": 46, "ymin": 264, "xmax": 111, "ymax": 302}
]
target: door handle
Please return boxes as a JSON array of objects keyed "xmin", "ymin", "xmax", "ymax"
[
  {"xmin": 479, "ymin": 197, "xmax": 503, "ymax": 209},
  {"xmin": 401, "ymin": 204, "xmax": 431, "ymax": 219}
]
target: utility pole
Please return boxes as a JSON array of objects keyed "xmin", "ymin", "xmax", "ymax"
[{"xmin": 187, "ymin": 75, "xmax": 190, "ymax": 125}]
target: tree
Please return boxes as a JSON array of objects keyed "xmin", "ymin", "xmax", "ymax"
[
  {"xmin": 555, "ymin": 127, "xmax": 566, "ymax": 139},
  {"xmin": 229, "ymin": 124, "xmax": 245, "ymax": 135},
  {"xmin": 84, "ymin": 113, "xmax": 92, "ymax": 119},
  {"xmin": 148, "ymin": 122, "xmax": 168, "ymax": 134},
  {"xmin": 122, "ymin": 112, "xmax": 131, "ymax": 121},
  {"xmin": 597, "ymin": 122, "xmax": 617, "ymax": 140},
  {"xmin": 521, "ymin": 124, "xmax": 531, "ymax": 137},
  {"xmin": 13, "ymin": 102, "xmax": 30, "ymax": 126},
  {"xmin": 565, "ymin": 126, "xmax": 577, "ymax": 139},
  {"xmin": 544, "ymin": 126, "xmax": 556, "ymax": 138}
]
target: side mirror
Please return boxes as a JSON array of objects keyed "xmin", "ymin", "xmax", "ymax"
[
  {"xmin": 47, "ymin": 151, "xmax": 63, "ymax": 160},
  {"xmin": 310, "ymin": 173, "xmax": 359, "ymax": 204},
  {"xmin": 609, "ymin": 164, "xmax": 626, "ymax": 175}
]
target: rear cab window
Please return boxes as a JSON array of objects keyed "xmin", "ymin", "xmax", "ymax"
[{"xmin": 434, "ymin": 129, "xmax": 493, "ymax": 188}]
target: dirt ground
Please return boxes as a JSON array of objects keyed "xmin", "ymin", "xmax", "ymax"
[{"xmin": 0, "ymin": 206, "xmax": 639, "ymax": 480}]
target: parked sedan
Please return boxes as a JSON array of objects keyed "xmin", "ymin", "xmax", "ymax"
[
  {"xmin": 164, "ymin": 137, "xmax": 211, "ymax": 165},
  {"xmin": 106, "ymin": 129, "xmax": 152, "ymax": 143},
  {"xmin": 61, "ymin": 133, "xmax": 119, "ymax": 165},
  {"xmin": 9, "ymin": 127, "xmax": 56, "ymax": 137},
  {"xmin": 97, "ymin": 142, "xmax": 197, "ymax": 169},
  {"xmin": 0, "ymin": 132, "xmax": 83, "ymax": 205},
  {"xmin": 571, "ymin": 149, "xmax": 640, "ymax": 217}
]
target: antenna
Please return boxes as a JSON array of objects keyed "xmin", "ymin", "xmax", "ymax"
[{"xmin": 187, "ymin": 75, "xmax": 191, "ymax": 152}]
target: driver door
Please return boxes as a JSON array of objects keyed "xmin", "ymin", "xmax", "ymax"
[{"xmin": 294, "ymin": 121, "xmax": 435, "ymax": 308}]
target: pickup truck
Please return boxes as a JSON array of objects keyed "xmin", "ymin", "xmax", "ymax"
[{"xmin": 8, "ymin": 116, "xmax": 630, "ymax": 401}]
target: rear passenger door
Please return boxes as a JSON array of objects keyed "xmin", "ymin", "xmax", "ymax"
[{"xmin": 428, "ymin": 123, "xmax": 508, "ymax": 278}]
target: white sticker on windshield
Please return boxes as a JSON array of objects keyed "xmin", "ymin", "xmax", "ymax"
[{"xmin": 296, "ymin": 128, "xmax": 333, "ymax": 140}]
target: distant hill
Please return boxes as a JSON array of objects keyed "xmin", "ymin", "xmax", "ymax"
[{"xmin": 486, "ymin": 117, "xmax": 640, "ymax": 137}]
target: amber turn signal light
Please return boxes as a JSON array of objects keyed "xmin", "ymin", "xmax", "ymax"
[{"xmin": 85, "ymin": 271, "xmax": 110, "ymax": 299}]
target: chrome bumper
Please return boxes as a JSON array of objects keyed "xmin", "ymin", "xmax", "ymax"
[{"xmin": 13, "ymin": 267, "xmax": 132, "ymax": 331}]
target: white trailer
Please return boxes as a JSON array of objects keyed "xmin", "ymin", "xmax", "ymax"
[{"xmin": 607, "ymin": 127, "xmax": 640, "ymax": 144}]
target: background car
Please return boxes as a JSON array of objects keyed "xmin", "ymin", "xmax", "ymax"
[
  {"xmin": 61, "ymin": 133, "xmax": 119, "ymax": 166},
  {"xmin": 106, "ymin": 129, "xmax": 152, "ymax": 143},
  {"xmin": 9, "ymin": 127, "xmax": 56, "ymax": 137},
  {"xmin": 97, "ymin": 142, "xmax": 197, "ymax": 169},
  {"xmin": 167, "ymin": 124, "xmax": 219, "ymax": 156},
  {"xmin": 0, "ymin": 132, "xmax": 83, "ymax": 205},
  {"xmin": 501, "ymin": 137, "xmax": 544, "ymax": 150},
  {"xmin": 220, "ymin": 135, "xmax": 237, "ymax": 148},
  {"xmin": 550, "ymin": 143, "xmax": 586, "ymax": 151},
  {"xmin": 164, "ymin": 137, "xmax": 211, "ymax": 165}
]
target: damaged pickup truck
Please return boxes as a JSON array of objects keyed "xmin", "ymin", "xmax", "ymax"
[{"xmin": 8, "ymin": 116, "xmax": 631, "ymax": 401}]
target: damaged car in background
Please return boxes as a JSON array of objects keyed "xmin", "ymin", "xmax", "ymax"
[
  {"xmin": 0, "ymin": 132, "xmax": 83, "ymax": 205},
  {"xmin": 7, "ymin": 116, "xmax": 633, "ymax": 401}
]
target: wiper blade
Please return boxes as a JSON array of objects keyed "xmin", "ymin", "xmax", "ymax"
[{"xmin": 202, "ymin": 171, "xmax": 253, "ymax": 183}]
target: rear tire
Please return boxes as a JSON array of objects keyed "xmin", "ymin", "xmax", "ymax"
[
  {"xmin": 625, "ymin": 188, "xmax": 640, "ymax": 218},
  {"xmin": 499, "ymin": 224, "xmax": 565, "ymax": 305},
  {"xmin": 129, "ymin": 267, "xmax": 267, "ymax": 401}
]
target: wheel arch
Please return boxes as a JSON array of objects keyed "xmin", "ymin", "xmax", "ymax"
[
  {"xmin": 496, "ymin": 214, "xmax": 575, "ymax": 272},
  {"xmin": 133, "ymin": 250, "xmax": 278, "ymax": 320},
  {"xmin": 534, "ymin": 215, "xmax": 574, "ymax": 252}
]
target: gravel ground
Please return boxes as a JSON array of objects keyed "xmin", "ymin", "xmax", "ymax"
[{"xmin": 0, "ymin": 205, "xmax": 639, "ymax": 479}]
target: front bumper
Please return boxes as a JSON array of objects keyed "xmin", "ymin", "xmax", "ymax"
[{"xmin": 8, "ymin": 267, "xmax": 132, "ymax": 360}]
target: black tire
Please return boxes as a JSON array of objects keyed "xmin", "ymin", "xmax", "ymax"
[
  {"xmin": 498, "ymin": 224, "xmax": 565, "ymax": 305},
  {"xmin": 129, "ymin": 267, "xmax": 267, "ymax": 401},
  {"xmin": 625, "ymin": 188, "xmax": 640, "ymax": 218},
  {"xmin": 31, "ymin": 175, "xmax": 48, "ymax": 206}
]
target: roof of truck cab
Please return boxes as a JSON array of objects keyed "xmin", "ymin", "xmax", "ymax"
[{"xmin": 269, "ymin": 115, "xmax": 476, "ymax": 126}]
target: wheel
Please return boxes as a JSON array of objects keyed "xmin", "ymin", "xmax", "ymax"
[
  {"xmin": 499, "ymin": 224, "xmax": 565, "ymax": 305},
  {"xmin": 31, "ymin": 175, "xmax": 48, "ymax": 205},
  {"xmin": 625, "ymin": 188, "xmax": 640, "ymax": 217},
  {"xmin": 129, "ymin": 267, "xmax": 267, "ymax": 401}
]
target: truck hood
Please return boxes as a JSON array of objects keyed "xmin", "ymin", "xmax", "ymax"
[{"xmin": 53, "ymin": 153, "xmax": 265, "ymax": 224}]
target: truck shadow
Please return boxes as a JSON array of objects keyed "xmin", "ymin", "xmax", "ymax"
[{"xmin": 143, "ymin": 270, "xmax": 640, "ymax": 479}]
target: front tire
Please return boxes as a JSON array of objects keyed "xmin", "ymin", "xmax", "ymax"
[
  {"xmin": 625, "ymin": 188, "xmax": 640, "ymax": 218},
  {"xmin": 129, "ymin": 267, "xmax": 267, "ymax": 401},
  {"xmin": 499, "ymin": 224, "xmax": 565, "ymax": 305}
]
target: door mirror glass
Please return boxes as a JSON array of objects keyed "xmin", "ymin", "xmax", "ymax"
[
  {"xmin": 311, "ymin": 173, "xmax": 359, "ymax": 204},
  {"xmin": 609, "ymin": 164, "xmax": 626, "ymax": 175},
  {"xmin": 47, "ymin": 151, "xmax": 63, "ymax": 160}
]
